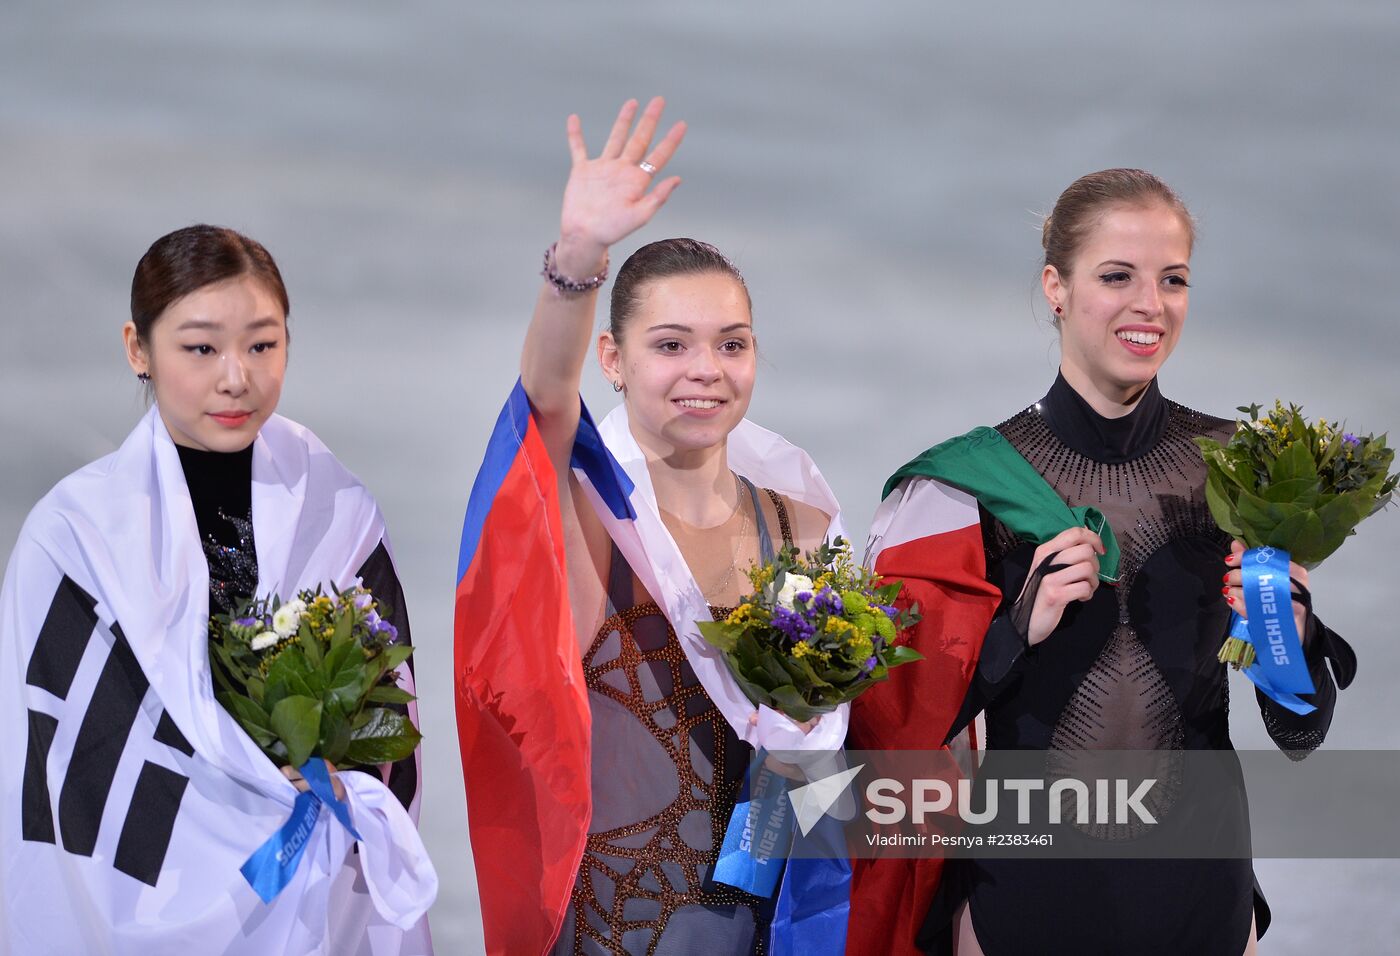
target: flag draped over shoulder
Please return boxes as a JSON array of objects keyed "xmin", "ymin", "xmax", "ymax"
[
  {"xmin": 0, "ymin": 407, "xmax": 435, "ymax": 956},
  {"xmin": 846, "ymin": 426, "xmax": 1119, "ymax": 955},
  {"xmin": 453, "ymin": 382, "xmax": 593, "ymax": 955},
  {"xmin": 455, "ymin": 382, "xmax": 852, "ymax": 955}
]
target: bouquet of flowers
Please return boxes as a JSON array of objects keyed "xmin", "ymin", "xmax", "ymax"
[
  {"xmin": 1196, "ymin": 401, "xmax": 1397, "ymax": 667},
  {"xmin": 698, "ymin": 537, "xmax": 922, "ymax": 722},
  {"xmin": 208, "ymin": 586, "xmax": 421, "ymax": 770}
]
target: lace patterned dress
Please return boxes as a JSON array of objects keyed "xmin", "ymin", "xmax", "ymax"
[
  {"xmin": 553, "ymin": 478, "xmax": 794, "ymax": 956},
  {"xmin": 921, "ymin": 375, "xmax": 1355, "ymax": 956}
]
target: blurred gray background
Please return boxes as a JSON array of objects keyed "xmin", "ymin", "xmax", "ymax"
[{"xmin": 3, "ymin": 1, "xmax": 1397, "ymax": 951}]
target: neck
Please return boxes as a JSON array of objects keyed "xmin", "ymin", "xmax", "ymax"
[
  {"xmin": 1058, "ymin": 361, "xmax": 1151, "ymax": 420},
  {"xmin": 632, "ymin": 426, "xmax": 737, "ymax": 527}
]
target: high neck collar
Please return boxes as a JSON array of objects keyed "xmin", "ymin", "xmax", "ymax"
[{"xmin": 1036, "ymin": 372, "xmax": 1169, "ymax": 464}]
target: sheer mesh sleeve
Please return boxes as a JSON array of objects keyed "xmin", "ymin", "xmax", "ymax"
[{"xmin": 1255, "ymin": 604, "xmax": 1356, "ymax": 760}]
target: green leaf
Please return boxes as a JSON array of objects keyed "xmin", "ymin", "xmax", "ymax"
[
  {"xmin": 697, "ymin": 619, "xmax": 739, "ymax": 653},
  {"xmin": 365, "ymin": 684, "xmax": 417, "ymax": 705},
  {"xmin": 886, "ymin": 645, "xmax": 925, "ymax": 667},
  {"xmin": 332, "ymin": 608, "xmax": 354, "ymax": 649},
  {"xmin": 321, "ymin": 640, "xmax": 364, "ymax": 715},
  {"xmin": 768, "ymin": 684, "xmax": 817, "ymax": 722},
  {"xmin": 319, "ymin": 708, "xmax": 352, "ymax": 766},
  {"xmin": 298, "ymin": 619, "xmax": 323, "ymax": 668},
  {"xmin": 1270, "ymin": 439, "xmax": 1319, "ymax": 485},
  {"xmin": 270, "ymin": 695, "xmax": 323, "ymax": 769},
  {"xmin": 343, "ymin": 707, "xmax": 422, "ymax": 766}
]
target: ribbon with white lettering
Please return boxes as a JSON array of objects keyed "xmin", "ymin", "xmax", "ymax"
[
  {"xmin": 240, "ymin": 759, "xmax": 362, "ymax": 903},
  {"xmin": 1234, "ymin": 546, "xmax": 1316, "ymax": 715},
  {"xmin": 713, "ymin": 755, "xmax": 792, "ymax": 898}
]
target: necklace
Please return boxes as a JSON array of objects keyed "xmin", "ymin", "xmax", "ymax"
[{"xmin": 659, "ymin": 472, "xmax": 751, "ymax": 602}]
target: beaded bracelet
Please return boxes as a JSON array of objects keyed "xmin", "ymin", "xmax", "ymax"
[{"xmin": 541, "ymin": 242, "xmax": 609, "ymax": 294}]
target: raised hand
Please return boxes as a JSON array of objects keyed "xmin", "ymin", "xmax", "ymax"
[
  {"xmin": 1021, "ymin": 526, "xmax": 1105, "ymax": 646},
  {"xmin": 554, "ymin": 97, "xmax": 687, "ymax": 277}
]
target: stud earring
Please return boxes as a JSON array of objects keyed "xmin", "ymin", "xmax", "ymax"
[
  {"xmin": 136, "ymin": 372, "xmax": 151, "ymax": 383},
  {"xmin": 612, "ymin": 380, "xmax": 624, "ymax": 393}
]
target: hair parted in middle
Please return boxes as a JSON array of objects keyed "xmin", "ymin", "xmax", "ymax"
[{"xmin": 608, "ymin": 238, "xmax": 751, "ymax": 343}]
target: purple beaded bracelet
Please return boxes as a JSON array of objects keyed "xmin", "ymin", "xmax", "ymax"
[{"xmin": 541, "ymin": 242, "xmax": 609, "ymax": 294}]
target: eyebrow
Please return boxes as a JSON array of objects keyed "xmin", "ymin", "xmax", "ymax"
[
  {"xmin": 1096, "ymin": 259, "xmax": 1190, "ymax": 272},
  {"xmin": 175, "ymin": 316, "xmax": 283, "ymax": 332},
  {"xmin": 645, "ymin": 322, "xmax": 753, "ymax": 334}
]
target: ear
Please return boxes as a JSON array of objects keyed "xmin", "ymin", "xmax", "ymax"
[
  {"xmin": 1041, "ymin": 265, "xmax": 1067, "ymax": 318},
  {"xmin": 122, "ymin": 322, "xmax": 149, "ymax": 375},
  {"xmin": 597, "ymin": 331, "xmax": 623, "ymax": 389}
]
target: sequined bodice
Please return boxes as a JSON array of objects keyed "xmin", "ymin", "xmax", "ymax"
[{"xmin": 979, "ymin": 396, "xmax": 1237, "ymax": 755}]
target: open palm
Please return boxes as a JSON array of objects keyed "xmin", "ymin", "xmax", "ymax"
[{"xmin": 559, "ymin": 97, "xmax": 687, "ymax": 254}]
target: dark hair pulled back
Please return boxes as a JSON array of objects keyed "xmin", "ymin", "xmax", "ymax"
[
  {"xmin": 1042, "ymin": 168, "xmax": 1195, "ymax": 280},
  {"xmin": 130, "ymin": 224, "xmax": 289, "ymax": 341},
  {"xmin": 608, "ymin": 238, "xmax": 750, "ymax": 342}
]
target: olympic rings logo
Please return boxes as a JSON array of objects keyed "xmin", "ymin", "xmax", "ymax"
[{"xmin": 1253, "ymin": 546, "xmax": 1277, "ymax": 564}]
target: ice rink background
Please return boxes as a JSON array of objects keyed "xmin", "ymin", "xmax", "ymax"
[{"xmin": 3, "ymin": 2, "xmax": 1398, "ymax": 951}]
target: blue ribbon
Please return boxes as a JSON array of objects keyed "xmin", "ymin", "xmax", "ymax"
[
  {"xmin": 769, "ymin": 815, "xmax": 851, "ymax": 956},
  {"xmin": 1234, "ymin": 545, "xmax": 1316, "ymax": 715},
  {"xmin": 713, "ymin": 754, "xmax": 793, "ymax": 898},
  {"xmin": 240, "ymin": 760, "xmax": 361, "ymax": 903}
]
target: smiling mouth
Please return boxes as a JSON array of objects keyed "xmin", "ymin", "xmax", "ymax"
[
  {"xmin": 674, "ymin": 399, "xmax": 724, "ymax": 409},
  {"xmin": 1116, "ymin": 330, "xmax": 1163, "ymax": 346}
]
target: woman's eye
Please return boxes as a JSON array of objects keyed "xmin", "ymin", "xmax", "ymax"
[
  {"xmin": 1164, "ymin": 274, "xmax": 1191, "ymax": 288},
  {"xmin": 183, "ymin": 344, "xmax": 216, "ymax": 356},
  {"xmin": 1099, "ymin": 271, "xmax": 1131, "ymax": 285},
  {"xmin": 720, "ymin": 339, "xmax": 748, "ymax": 353},
  {"xmin": 250, "ymin": 341, "xmax": 279, "ymax": 354},
  {"xmin": 657, "ymin": 340, "xmax": 683, "ymax": 353}
]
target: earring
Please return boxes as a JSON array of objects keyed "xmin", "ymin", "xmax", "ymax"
[
  {"xmin": 612, "ymin": 380, "xmax": 623, "ymax": 393},
  {"xmin": 1054, "ymin": 306, "xmax": 1063, "ymax": 316},
  {"xmin": 136, "ymin": 372, "xmax": 151, "ymax": 383}
]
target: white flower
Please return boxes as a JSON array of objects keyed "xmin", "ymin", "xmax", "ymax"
[
  {"xmin": 272, "ymin": 599, "xmax": 306, "ymax": 638},
  {"xmin": 776, "ymin": 573, "xmax": 815, "ymax": 610},
  {"xmin": 250, "ymin": 631, "xmax": 280, "ymax": 652}
]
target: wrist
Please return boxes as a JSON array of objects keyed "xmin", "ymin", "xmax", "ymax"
[{"xmin": 553, "ymin": 233, "xmax": 609, "ymax": 278}]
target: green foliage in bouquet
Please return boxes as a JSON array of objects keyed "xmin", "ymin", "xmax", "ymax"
[
  {"xmin": 1196, "ymin": 401, "xmax": 1397, "ymax": 568},
  {"xmin": 697, "ymin": 537, "xmax": 923, "ymax": 723},
  {"xmin": 208, "ymin": 587, "xmax": 421, "ymax": 770},
  {"xmin": 1197, "ymin": 402, "xmax": 1398, "ymax": 668}
]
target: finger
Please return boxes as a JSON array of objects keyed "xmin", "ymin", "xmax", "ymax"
[
  {"xmin": 601, "ymin": 99, "xmax": 639, "ymax": 159},
  {"xmin": 641, "ymin": 120, "xmax": 687, "ymax": 172},
  {"xmin": 641, "ymin": 176, "xmax": 682, "ymax": 215},
  {"xmin": 1223, "ymin": 569, "xmax": 1241, "ymax": 588},
  {"xmin": 1225, "ymin": 585, "xmax": 1245, "ymax": 617},
  {"xmin": 622, "ymin": 95, "xmax": 666, "ymax": 163},
  {"xmin": 1053, "ymin": 580, "xmax": 1095, "ymax": 604},
  {"xmin": 1052, "ymin": 543, "xmax": 1101, "ymax": 571},
  {"xmin": 1036, "ymin": 526, "xmax": 1103, "ymax": 563},
  {"xmin": 1226, "ymin": 540, "xmax": 1246, "ymax": 565},
  {"xmin": 566, "ymin": 114, "xmax": 587, "ymax": 166}
]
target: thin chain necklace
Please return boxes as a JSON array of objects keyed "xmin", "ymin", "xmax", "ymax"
[{"xmin": 660, "ymin": 472, "xmax": 750, "ymax": 602}]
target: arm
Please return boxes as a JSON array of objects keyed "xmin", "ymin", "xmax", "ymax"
[
  {"xmin": 520, "ymin": 97, "xmax": 686, "ymax": 473},
  {"xmin": 1224, "ymin": 541, "xmax": 1358, "ymax": 757}
]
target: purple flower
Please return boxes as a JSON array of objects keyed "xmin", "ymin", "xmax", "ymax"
[
  {"xmin": 365, "ymin": 610, "xmax": 382, "ymax": 630},
  {"xmin": 1343, "ymin": 433, "xmax": 1360, "ymax": 446},
  {"xmin": 375, "ymin": 620, "xmax": 399, "ymax": 643},
  {"xmin": 878, "ymin": 604, "xmax": 900, "ymax": 620},
  {"xmin": 771, "ymin": 606, "xmax": 816, "ymax": 642},
  {"xmin": 234, "ymin": 616, "xmax": 258, "ymax": 628},
  {"xmin": 353, "ymin": 591, "xmax": 374, "ymax": 610},
  {"xmin": 863, "ymin": 656, "xmax": 878, "ymax": 673},
  {"xmin": 796, "ymin": 591, "xmax": 813, "ymax": 605},
  {"xmin": 813, "ymin": 587, "xmax": 844, "ymax": 616}
]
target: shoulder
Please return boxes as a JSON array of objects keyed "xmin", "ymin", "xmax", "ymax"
[
  {"xmin": 769, "ymin": 493, "xmax": 831, "ymax": 552},
  {"xmin": 1165, "ymin": 399, "xmax": 1235, "ymax": 444}
]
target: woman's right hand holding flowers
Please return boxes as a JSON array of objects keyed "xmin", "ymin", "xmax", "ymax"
[
  {"xmin": 553, "ymin": 97, "xmax": 687, "ymax": 278},
  {"xmin": 1021, "ymin": 526, "xmax": 1105, "ymax": 646}
]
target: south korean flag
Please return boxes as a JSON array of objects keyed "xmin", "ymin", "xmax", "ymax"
[{"xmin": 1, "ymin": 408, "xmax": 435, "ymax": 955}]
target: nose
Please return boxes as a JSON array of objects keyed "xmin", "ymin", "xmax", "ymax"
[
  {"xmin": 686, "ymin": 348, "xmax": 722, "ymax": 383},
  {"xmin": 217, "ymin": 352, "xmax": 250, "ymax": 396},
  {"xmin": 1133, "ymin": 280, "xmax": 1163, "ymax": 317}
]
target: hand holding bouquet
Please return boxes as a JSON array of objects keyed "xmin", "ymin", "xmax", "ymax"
[
  {"xmin": 698, "ymin": 537, "xmax": 922, "ymax": 723},
  {"xmin": 208, "ymin": 586, "xmax": 421, "ymax": 771},
  {"xmin": 1197, "ymin": 402, "xmax": 1396, "ymax": 669}
]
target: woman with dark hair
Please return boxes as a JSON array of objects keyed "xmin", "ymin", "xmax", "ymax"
[
  {"xmin": 456, "ymin": 99, "xmax": 847, "ymax": 954},
  {"xmin": 850, "ymin": 169, "xmax": 1355, "ymax": 955},
  {"xmin": 0, "ymin": 225, "xmax": 436, "ymax": 953}
]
